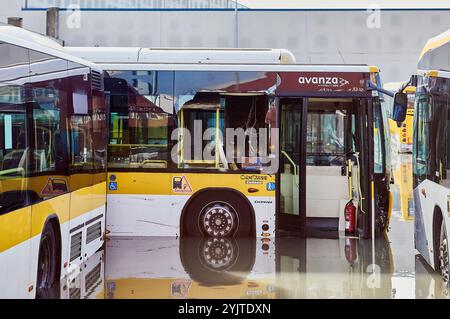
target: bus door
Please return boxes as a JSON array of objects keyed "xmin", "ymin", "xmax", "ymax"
[
  {"xmin": 278, "ymin": 97, "xmax": 372, "ymax": 237},
  {"xmin": 279, "ymin": 98, "xmax": 307, "ymax": 234},
  {"xmin": 305, "ymin": 98, "xmax": 358, "ymax": 234}
]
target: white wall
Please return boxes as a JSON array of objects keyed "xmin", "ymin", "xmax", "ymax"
[
  {"xmin": 0, "ymin": 0, "xmax": 22, "ymax": 24},
  {"xmin": 2, "ymin": 3, "xmax": 449, "ymax": 82}
]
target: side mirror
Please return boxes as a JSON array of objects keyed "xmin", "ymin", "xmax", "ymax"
[{"xmin": 391, "ymin": 92, "xmax": 407, "ymax": 123}]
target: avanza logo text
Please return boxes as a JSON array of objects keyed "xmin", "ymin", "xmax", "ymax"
[{"xmin": 298, "ymin": 76, "xmax": 350, "ymax": 87}]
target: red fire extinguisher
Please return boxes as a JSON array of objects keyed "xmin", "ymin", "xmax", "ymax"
[{"xmin": 345, "ymin": 200, "xmax": 356, "ymax": 235}]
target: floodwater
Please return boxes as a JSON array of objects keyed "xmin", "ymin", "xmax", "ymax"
[
  {"xmin": 59, "ymin": 154, "xmax": 449, "ymax": 299},
  {"xmin": 64, "ymin": 231, "xmax": 448, "ymax": 299}
]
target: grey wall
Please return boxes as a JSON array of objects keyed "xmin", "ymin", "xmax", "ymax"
[{"xmin": 7, "ymin": 7, "xmax": 450, "ymax": 82}]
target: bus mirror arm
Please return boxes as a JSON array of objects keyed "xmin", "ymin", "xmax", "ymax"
[{"xmin": 366, "ymin": 81, "xmax": 395, "ymax": 97}]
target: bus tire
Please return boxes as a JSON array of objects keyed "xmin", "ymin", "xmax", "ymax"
[
  {"xmin": 183, "ymin": 190, "xmax": 254, "ymax": 238},
  {"xmin": 439, "ymin": 221, "xmax": 449, "ymax": 287},
  {"xmin": 36, "ymin": 224, "xmax": 59, "ymax": 299}
]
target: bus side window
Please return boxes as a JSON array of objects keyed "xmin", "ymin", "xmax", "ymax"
[
  {"xmin": 0, "ymin": 43, "xmax": 32, "ymax": 213},
  {"xmin": 373, "ymin": 99, "xmax": 385, "ymax": 174},
  {"xmin": 105, "ymin": 71, "xmax": 173, "ymax": 170}
]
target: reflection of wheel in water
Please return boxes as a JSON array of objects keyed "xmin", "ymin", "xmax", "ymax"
[
  {"xmin": 180, "ymin": 237, "xmax": 255, "ymax": 286},
  {"xmin": 199, "ymin": 237, "xmax": 238, "ymax": 271},
  {"xmin": 200, "ymin": 202, "xmax": 238, "ymax": 237},
  {"xmin": 439, "ymin": 222, "xmax": 449, "ymax": 287}
]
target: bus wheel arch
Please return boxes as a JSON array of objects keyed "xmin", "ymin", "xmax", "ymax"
[
  {"xmin": 35, "ymin": 215, "xmax": 61, "ymax": 298},
  {"xmin": 180, "ymin": 188, "xmax": 256, "ymax": 238}
]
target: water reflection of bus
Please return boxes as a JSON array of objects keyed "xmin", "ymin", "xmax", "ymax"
[
  {"xmin": 102, "ymin": 236, "xmax": 394, "ymax": 299},
  {"xmin": 68, "ymin": 47, "xmax": 393, "ymax": 239},
  {"xmin": 276, "ymin": 237, "xmax": 394, "ymax": 298},
  {"xmin": 415, "ymin": 254, "xmax": 449, "ymax": 299},
  {"xmin": 104, "ymin": 237, "xmax": 276, "ymax": 299},
  {"xmin": 61, "ymin": 250, "xmax": 105, "ymax": 299},
  {"xmin": 392, "ymin": 154, "xmax": 414, "ymax": 221},
  {"xmin": 0, "ymin": 26, "xmax": 107, "ymax": 298}
]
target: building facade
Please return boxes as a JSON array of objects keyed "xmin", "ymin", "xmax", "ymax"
[{"xmin": 2, "ymin": 1, "xmax": 450, "ymax": 82}]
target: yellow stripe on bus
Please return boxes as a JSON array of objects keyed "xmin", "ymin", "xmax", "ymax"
[
  {"xmin": 107, "ymin": 172, "xmax": 276, "ymax": 197},
  {"xmin": 0, "ymin": 181, "xmax": 106, "ymax": 253},
  {"xmin": 419, "ymin": 33, "xmax": 450, "ymax": 60},
  {"xmin": 0, "ymin": 207, "xmax": 32, "ymax": 252},
  {"xmin": 70, "ymin": 182, "xmax": 106, "ymax": 219},
  {"xmin": 31, "ymin": 193, "xmax": 71, "ymax": 238}
]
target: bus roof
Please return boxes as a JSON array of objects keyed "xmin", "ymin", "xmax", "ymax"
[
  {"xmin": 65, "ymin": 47, "xmax": 379, "ymax": 74},
  {"xmin": 65, "ymin": 47, "xmax": 297, "ymax": 65},
  {"xmin": 418, "ymin": 29, "xmax": 450, "ymax": 77},
  {"xmin": 0, "ymin": 25, "xmax": 102, "ymax": 71}
]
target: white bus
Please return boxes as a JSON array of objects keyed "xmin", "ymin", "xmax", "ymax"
[
  {"xmin": 68, "ymin": 46, "xmax": 394, "ymax": 240},
  {"xmin": 412, "ymin": 29, "xmax": 450, "ymax": 287},
  {"xmin": 0, "ymin": 26, "xmax": 107, "ymax": 298}
]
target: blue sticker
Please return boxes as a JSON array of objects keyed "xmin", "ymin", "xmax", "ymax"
[
  {"xmin": 109, "ymin": 174, "xmax": 116, "ymax": 181},
  {"xmin": 266, "ymin": 182, "xmax": 276, "ymax": 191},
  {"xmin": 109, "ymin": 182, "xmax": 117, "ymax": 191}
]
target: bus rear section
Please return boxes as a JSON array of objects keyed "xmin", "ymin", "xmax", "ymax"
[
  {"xmin": 277, "ymin": 69, "xmax": 392, "ymax": 238},
  {"xmin": 0, "ymin": 26, "xmax": 107, "ymax": 298},
  {"xmin": 104, "ymin": 69, "xmax": 278, "ymax": 238}
]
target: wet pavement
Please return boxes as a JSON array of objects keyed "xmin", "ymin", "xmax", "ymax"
[{"xmin": 60, "ymin": 154, "xmax": 450, "ymax": 299}]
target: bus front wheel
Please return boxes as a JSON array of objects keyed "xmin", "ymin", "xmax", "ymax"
[
  {"xmin": 183, "ymin": 191, "xmax": 254, "ymax": 238},
  {"xmin": 36, "ymin": 224, "xmax": 58, "ymax": 298}
]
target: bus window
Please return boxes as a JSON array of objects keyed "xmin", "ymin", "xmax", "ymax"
[
  {"xmin": 173, "ymin": 71, "xmax": 275, "ymax": 171},
  {"xmin": 92, "ymin": 88, "xmax": 107, "ymax": 173},
  {"xmin": 306, "ymin": 100, "xmax": 353, "ymax": 167},
  {"xmin": 106, "ymin": 71, "xmax": 173, "ymax": 169},
  {"xmin": 374, "ymin": 99, "xmax": 385, "ymax": 174},
  {"xmin": 30, "ymin": 76, "xmax": 65, "ymax": 174},
  {"xmin": 0, "ymin": 92, "xmax": 29, "ymax": 213},
  {"xmin": 70, "ymin": 115, "xmax": 94, "ymax": 171},
  {"xmin": 432, "ymin": 97, "xmax": 448, "ymax": 186},
  {"xmin": 0, "ymin": 43, "xmax": 31, "ymax": 213}
]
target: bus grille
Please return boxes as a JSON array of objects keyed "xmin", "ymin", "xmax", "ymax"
[
  {"xmin": 86, "ymin": 221, "xmax": 102, "ymax": 245},
  {"xmin": 70, "ymin": 232, "xmax": 82, "ymax": 262}
]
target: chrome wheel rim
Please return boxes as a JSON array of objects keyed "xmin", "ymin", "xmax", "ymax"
[{"xmin": 201, "ymin": 202, "xmax": 237, "ymax": 237}]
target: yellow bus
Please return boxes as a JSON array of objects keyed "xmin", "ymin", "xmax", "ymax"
[
  {"xmin": 385, "ymin": 82, "xmax": 415, "ymax": 154},
  {"xmin": 68, "ymin": 47, "xmax": 395, "ymax": 239},
  {"xmin": 411, "ymin": 29, "xmax": 450, "ymax": 287},
  {"xmin": 0, "ymin": 26, "xmax": 107, "ymax": 298}
]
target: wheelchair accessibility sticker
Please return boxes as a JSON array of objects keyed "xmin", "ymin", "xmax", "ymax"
[
  {"xmin": 109, "ymin": 181, "xmax": 118, "ymax": 191},
  {"xmin": 172, "ymin": 176, "xmax": 192, "ymax": 193}
]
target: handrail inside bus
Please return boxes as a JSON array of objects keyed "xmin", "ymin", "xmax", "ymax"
[{"xmin": 281, "ymin": 151, "xmax": 299, "ymax": 188}]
